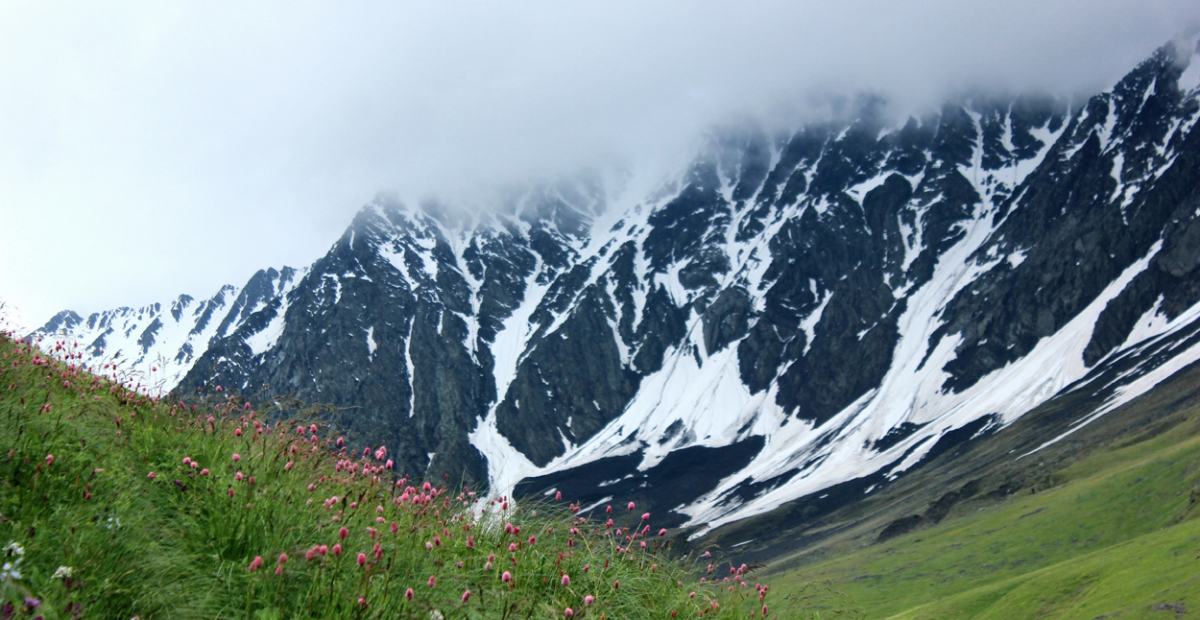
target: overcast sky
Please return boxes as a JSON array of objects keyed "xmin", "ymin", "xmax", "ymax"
[{"xmin": 1, "ymin": 1, "xmax": 1196, "ymax": 328}]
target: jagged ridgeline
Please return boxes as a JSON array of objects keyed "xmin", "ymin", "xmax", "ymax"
[{"xmin": 34, "ymin": 37, "xmax": 1200, "ymax": 539}]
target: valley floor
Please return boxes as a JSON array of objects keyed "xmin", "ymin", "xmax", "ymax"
[{"xmin": 768, "ymin": 377, "xmax": 1200, "ymax": 619}]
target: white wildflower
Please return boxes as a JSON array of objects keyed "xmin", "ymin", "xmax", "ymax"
[
  {"xmin": 4, "ymin": 542, "xmax": 24, "ymax": 557},
  {"xmin": 0, "ymin": 561, "xmax": 21, "ymax": 581},
  {"xmin": 52, "ymin": 565, "xmax": 73, "ymax": 579}
]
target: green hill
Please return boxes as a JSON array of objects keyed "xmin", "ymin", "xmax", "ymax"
[{"xmin": 0, "ymin": 334, "xmax": 783, "ymax": 619}]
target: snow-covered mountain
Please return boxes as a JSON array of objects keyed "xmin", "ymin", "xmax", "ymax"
[{"xmin": 32, "ymin": 38, "xmax": 1200, "ymax": 537}]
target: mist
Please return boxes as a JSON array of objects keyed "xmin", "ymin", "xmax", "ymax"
[{"xmin": 1, "ymin": 0, "xmax": 1196, "ymax": 325}]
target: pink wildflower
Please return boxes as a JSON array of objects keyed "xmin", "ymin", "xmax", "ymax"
[
  {"xmin": 357, "ymin": 553, "xmax": 367, "ymax": 566},
  {"xmin": 501, "ymin": 571, "xmax": 512, "ymax": 583},
  {"xmin": 232, "ymin": 453, "xmax": 241, "ymax": 462},
  {"xmin": 405, "ymin": 588, "xmax": 414, "ymax": 600},
  {"xmin": 332, "ymin": 544, "xmax": 342, "ymax": 556},
  {"xmin": 200, "ymin": 468, "xmax": 210, "ymax": 476}
]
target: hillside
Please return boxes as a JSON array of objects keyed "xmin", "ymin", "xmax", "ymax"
[{"xmin": 0, "ymin": 332, "xmax": 789, "ymax": 618}]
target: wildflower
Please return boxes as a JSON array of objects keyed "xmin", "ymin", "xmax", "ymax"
[
  {"xmin": 461, "ymin": 590, "xmax": 471, "ymax": 603},
  {"xmin": 45, "ymin": 454, "xmax": 53, "ymax": 466},
  {"xmin": 606, "ymin": 505, "xmax": 612, "ymax": 514},
  {"xmin": 405, "ymin": 588, "xmax": 414, "ymax": 601},
  {"xmin": 555, "ymin": 490, "xmax": 562, "ymax": 500},
  {"xmin": 613, "ymin": 580, "xmax": 620, "ymax": 589},
  {"xmin": 528, "ymin": 535, "xmax": 536, "ymax": 545},
  {"xmin": 501, "ymin": 571, "xmax": 512, "ymax": 582},
  {"xmin": 284, "ymin": 461, "xmax": 293, "ymax": 471},
  {"xmin": 585, "ymin": 595, "xmax": 594, "ymax": 605},
  {"xmin": 332, "ymin": 544, "xmax": 342, "ymax": 556},
  {"xmin": 232, "ymin": 454, "xmax": 241, "ymax": 462},
  {"xmin": 561, "ymin": 574, "xmax": 570, "ymax": 586},
  {"xmin": 339, "ymin": 526, "xmax": 348, "ymax": 539},
  {"xmin": 357, "ymin": 553, "xmax": 367, "ymax": 567},
  {"xmin": 234, "ymin": 428, "xmax": 242, "ymax": 437},
  {"xmin": 200, "ymin": 468, "xmax": 210, "ymax": 476},
  {"xmin": 52, "ymin": 566, "xmax": 73, "ymax": 580},
  {"xmin": 428, "ymin": 575, "xmax": 436, "ymax": 587},
  {"xmin": 146, "ymin": 472, "xmax": 156, "ymax": 480},
  {"xmin": 235, "ymin": 472, "xmax": 244, "ymax": 481},
  {"xmin": 358, "ymin": 596, "xmax": 367, "ymax": 608},
  {"xmin": 248, "ymin": 556, "xmax": 263, "ymax": 572},
  {"xmin": 182, "ymin": 457, "xmax": 191, "ymax": 466}
]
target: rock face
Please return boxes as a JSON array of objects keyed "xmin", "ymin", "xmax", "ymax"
[{"xmin": 32, "ymin": 38, "xmax": 1200, "ymax": 535}]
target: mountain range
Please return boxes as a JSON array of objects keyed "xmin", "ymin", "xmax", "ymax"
[{"xmin": 31, "ymin": 36, "xmax": 1200, "ymax": 544}]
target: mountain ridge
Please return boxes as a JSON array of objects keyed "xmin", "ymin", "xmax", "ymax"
[{"xmin": 29, "ymin": 36, "xmax": 1200, "ymax": 541}]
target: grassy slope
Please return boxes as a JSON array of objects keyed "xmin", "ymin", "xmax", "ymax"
[
  {"xmin": 0, "ymin": 334, "xmax": 790, "ymax": 619},
  {"xmin": 769, "ymin": 382, "xmax": 1200, "ymax": 619}
]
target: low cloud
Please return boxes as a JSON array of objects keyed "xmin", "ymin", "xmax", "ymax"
[{"xmin": 1, "ymin": 1, "xmax": 1196, "ymax": 323}]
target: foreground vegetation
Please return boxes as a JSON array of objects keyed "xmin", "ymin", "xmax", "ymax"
[
  {"xmin": 769, "ymin": 377, "xmax": 1200, "ymax": 619},
  {"xmin": 0, "ymin": 332, "xmax": 787, "ymax": 619}
]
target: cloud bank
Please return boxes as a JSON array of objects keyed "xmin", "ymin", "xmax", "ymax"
[{"xmin": 1, "ymin": 1, "xmax": 1196, "ymax": 324}]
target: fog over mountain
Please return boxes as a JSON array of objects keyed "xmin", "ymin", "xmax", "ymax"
[
  {"xmin": 2, "ymin": 1, "xmax": 1197, "ymax": 324},
  {"xmin": 27, "ymin": 31, "xmax": 1200, "ymax": 546}
]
